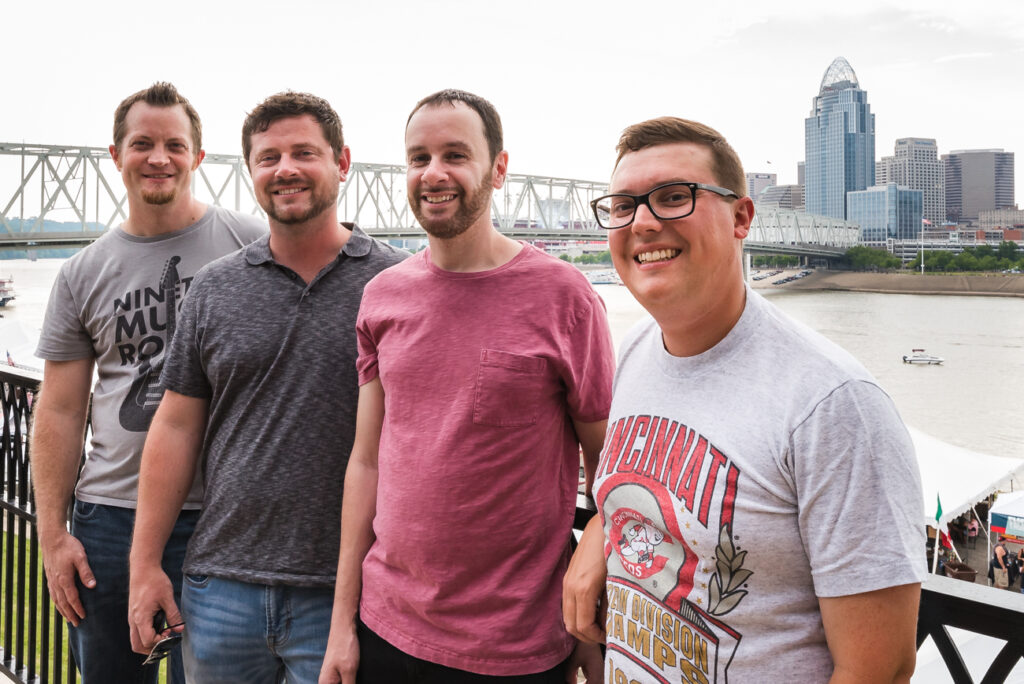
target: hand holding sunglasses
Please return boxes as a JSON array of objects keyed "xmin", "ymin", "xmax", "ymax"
[{"xmin": 143, "ymin": 609, "xmax": 185, "ymax": 666}]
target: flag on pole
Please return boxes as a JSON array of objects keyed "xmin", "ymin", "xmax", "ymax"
[{"xmin": 935, "ymin": 493, "xmax": 951, "ymax": 547}]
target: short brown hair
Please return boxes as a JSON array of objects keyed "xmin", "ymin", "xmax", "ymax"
[
  {"xmin": 242, "ymin": 92, "xmax": 344, "ymax": 165},
  {"xmin": 614, "ymin": 117, "xmax": 746, "ymax": 197},
  {"xmin": 113, "ymin": 82, "xmax": 202, "ymax": 154},
  {"xmin": 407, "ymin": 89, "xmax": 503, "ymax": 163}
]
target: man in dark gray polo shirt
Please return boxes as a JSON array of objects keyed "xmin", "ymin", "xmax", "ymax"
[{"xmin": 126, "ymin": 91, "xmax": 406, "ymax": 682}]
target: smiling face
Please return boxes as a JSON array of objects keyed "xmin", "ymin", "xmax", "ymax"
[
  {"xmin": 247, "ymin": 114, "xmax": 350, "ymax": 227},
  {"xmin": 110, "ymin": 102, "xmax": 201, "ymax": 207},
  {"xmin": 609, "ymin": 142, "xmax": 752, "ymax": 322},
  {"xmin": 405, "ymin": 102, "xmax": 507, "ymax": 240}
]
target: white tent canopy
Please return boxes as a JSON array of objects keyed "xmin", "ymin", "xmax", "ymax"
[{"xmin": 912, "ymin": 427, "xmax": 1024, "ymax": 530}]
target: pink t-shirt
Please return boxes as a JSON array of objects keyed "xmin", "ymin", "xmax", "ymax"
[{"xmin": 356, "ymin": 245, "xmax": 615, "ymax": 675}]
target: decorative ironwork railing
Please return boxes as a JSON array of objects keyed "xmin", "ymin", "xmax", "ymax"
[
  {"xmin": 917, "ymin": 574, "xmax": 1024, "ymax": 683},
  {"xmin": 0, "ymin": 365, "xmax": 78, "ymax": 683}
]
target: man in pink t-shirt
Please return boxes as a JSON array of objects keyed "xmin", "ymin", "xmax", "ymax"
[{"xmin": 319, "ymin": 89, "xmax": 615, "ymax": 684}]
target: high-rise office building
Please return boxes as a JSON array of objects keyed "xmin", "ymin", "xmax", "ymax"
[
  {"xmin": 876, "ymin": 138, "xmax": 945, "ymax": 226},
  {"xmin": 941, "ymin": 149, "xmax": 1015, "ymax": 223},
  {"xmin": 978, "ymin": 207, "xmax": 1024, "ymax": 230},
  {"xmin": 746, "ymin": 172, "xmax": 776, "ymax": 199},
  {"xmin": 847, "ymin": 183, "xmax": 923, "ymax": 243},
  {"xmin": 804, "ymin": 57, "xmax": 875, "ymax": 219},
  {"xmin": 756, "ymin": 184, "xmax": 804, "ymax": 210}
]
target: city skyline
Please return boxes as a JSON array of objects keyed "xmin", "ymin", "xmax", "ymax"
[{"xmin": 2, "ymin": 1, "xmax": 1022, "ymax": 202}]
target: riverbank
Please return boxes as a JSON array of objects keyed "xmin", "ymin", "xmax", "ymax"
[{"xmin": 755, "ymin": 271, "xmax": 1024, "ymax": 297}]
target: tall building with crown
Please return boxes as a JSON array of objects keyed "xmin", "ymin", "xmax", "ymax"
[{"xmin": 804, "ymin": 57, "xmax": 875, "ymax": 219}]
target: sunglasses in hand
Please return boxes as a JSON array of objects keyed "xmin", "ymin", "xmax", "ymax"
[{"xmin": 143, "ymin": 610, "xmax": 185, "ymax": 666}]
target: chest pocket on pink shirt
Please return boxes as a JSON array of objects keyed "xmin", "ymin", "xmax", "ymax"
[{"xmin": 473, "ymin": 349, "xmax": 548, "ymax": 427}]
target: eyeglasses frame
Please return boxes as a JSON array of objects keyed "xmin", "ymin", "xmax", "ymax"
[{"xmin": 590, "ymin": 181, "xmax": 740, "ymax": 230}]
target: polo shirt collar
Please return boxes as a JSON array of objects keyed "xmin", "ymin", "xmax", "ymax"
[{"xmin": 244, "ymin": 222, "xmax": 370, "ymax": 266}]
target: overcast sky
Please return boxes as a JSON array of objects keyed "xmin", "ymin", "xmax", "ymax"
[{"xmin": 3, "ymin": 0, "xmax": 1022, "ymax": 199}]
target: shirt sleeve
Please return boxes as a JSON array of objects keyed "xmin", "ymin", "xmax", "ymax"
[
  {"xmin": 355, "ymin": 297, "xmax": 380, "ymax": 386},
  {"xmin": 558, "ymin": 289, "xmax": 616, "ymax": 423},
  {"xmin": 36, "ymin": 268, "xmax": 94, "ymax": 360},
  {"xmin": 160, "ymin": 273, "xmax": 212, "ymax": 399},
  {"xmin": 791, "ymin": 380, "xmax": 927, "ymax": 597}
]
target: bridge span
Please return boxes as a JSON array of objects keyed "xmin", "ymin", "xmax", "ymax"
[{"xmin": 0, "ymin": 142, "xmax": 856, "ymax": 257}]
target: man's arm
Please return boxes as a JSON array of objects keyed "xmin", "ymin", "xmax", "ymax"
[
  {"xmin": 563, "ymin": 515, "xmax": 607, "ymax": 645},
  {"xmin": 320, "ymin": 378, "xmax": 385, "ymax": 684},
  {"xmin": 572, "ymin": 419, "xmax": 606, "ymax": 497},
  {"xmin": 127, "ymin": 390, "xmax": 207, "ymax": 655},
  {"xmin": 31, "ymin": 359, "xmax": 95, "ymax": 626},
  {"xmin": 820, "ymin": 583, "xmax": 921, "ymax": 684},
  {"xmin": 562, "ymin": 417, "xmax": 609, "ymax": 672}
]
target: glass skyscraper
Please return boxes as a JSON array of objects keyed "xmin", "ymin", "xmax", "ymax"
[
  {"xmin": 804, "ymin": 57, "xmax": 875, "ymax": 219},
  {"xmin": 847, "ymin": 183, "xmax": 923, "ymax": 243}
]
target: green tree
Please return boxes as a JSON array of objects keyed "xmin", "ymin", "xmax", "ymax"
[
  {"xmin": 954, "ymin": 251, "xmax": 978, "ymax": 271},
  {"xmin": 843, "ymin": 246, "xmax": 899, "ymax": 270},
  {"xmin": 978, "ymin": 255, "xmax": 999, "ymax": 271},
  {"xmin": 930, "ymin": 251, "xmax": 953, "ymax": 272},
  {"xmin": 997, "ymin": 241, "xmax": 1020, "ymax": 261},
  {"xmin": 573, "ymin": 251, "xmax": 612, "ymax": 265}
]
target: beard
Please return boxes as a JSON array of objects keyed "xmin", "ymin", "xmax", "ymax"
[
  {"xmin": 263, "ymin": 184, "xmax": 338, "ymax": 226},
  {"xmin": 141, "ymin": 188, "xmax": 176, "ymax": 206},
  {"xmin": 412, "ymin": 172, "xmax": 493, "ymax": 240}
]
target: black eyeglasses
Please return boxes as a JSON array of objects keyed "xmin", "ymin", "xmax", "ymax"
[{"xmin": 591, "ymin": 182, "xmax": 739, "ymax": 229}]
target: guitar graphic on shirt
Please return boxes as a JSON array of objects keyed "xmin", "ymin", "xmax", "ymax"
[{"xmin": 118, "ymin": 256, "xmax": 180, "ymax": 432}]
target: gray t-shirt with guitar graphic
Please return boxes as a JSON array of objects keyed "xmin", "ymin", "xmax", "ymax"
[{"xmin": 37, "ymin": 206, "xmax": 266, "ymax": 509}]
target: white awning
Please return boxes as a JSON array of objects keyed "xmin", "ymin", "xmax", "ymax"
[{"xmin": 913, "ymin": 427, "xmax": 1024, "ymax": 529}]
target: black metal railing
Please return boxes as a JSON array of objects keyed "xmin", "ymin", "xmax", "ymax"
[
  {"xmin": 918, "ymin": 574, "xmax": 1024, "ymax": 683},
  {"xmin": 0, "ymin": 364, "xmax": 77, "ymax": 683},
  {"xmin": 1, "ymin": 366, "xmax": 1022, "ymax": 682}
]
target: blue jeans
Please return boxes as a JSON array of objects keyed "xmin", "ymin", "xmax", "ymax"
[
  {"xmin": 69, "ymin": 500, "xmax": 199, "ymax": 684},
  {"xmin": 181, "ymin": 575, "xmax": 333, "ymax": 683}
]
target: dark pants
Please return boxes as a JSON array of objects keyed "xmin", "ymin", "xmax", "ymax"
[
  {"xmin": 356, "ymin": 619, "xmax": 568, "ymax": 684},
  {"xmin": 68, "ymin": 501, "xmax": 199, "ymax": 684}
]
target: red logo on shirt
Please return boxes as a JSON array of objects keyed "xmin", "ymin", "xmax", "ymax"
[{"xmin": 609, "ymin": 507, "xmax": 673, "ymax": 579}]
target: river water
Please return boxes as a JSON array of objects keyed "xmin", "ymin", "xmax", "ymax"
[
  {"xmin": 3, "ymin": 258, "xmax": 1022, "ymax": 458},
  {"xmin": 595, "ymin": 283, "xmax": 1024, "ymax": 459}
]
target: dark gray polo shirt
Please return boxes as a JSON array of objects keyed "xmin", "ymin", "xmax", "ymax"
[{"xmin": 161, "ymin": 224, "xmax": 407, "ymax": 586}]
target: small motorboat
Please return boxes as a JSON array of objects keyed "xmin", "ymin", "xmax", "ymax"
[
  {"xmin": 586, "ymin": 270, "xmax": 622, "ymax": 286},
  {"xmin": 903, "ymin": 349, "xmax": 944, "ymax": 365}
]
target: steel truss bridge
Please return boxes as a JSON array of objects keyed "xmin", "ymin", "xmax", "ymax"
[{"xmin": 0, "ymin": 142, "xmax": 858, "ymax": 256}]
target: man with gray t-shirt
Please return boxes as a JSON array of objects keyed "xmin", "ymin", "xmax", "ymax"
[
  {"xmin": 127, "ymin": 92, "xmax": 406, "ymax": 683},
  {"xmin": 562, "ymin": 117, "xmax": 927, "ymax": 682},
  {"xmin": 31, "ymin": 83, "xmax": 266, "ymax": 684}
]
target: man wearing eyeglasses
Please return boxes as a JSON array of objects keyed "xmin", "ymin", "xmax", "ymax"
[
  {"xmin": 563, "ymin": 117, "xmax": 927, "ymax": 683},
  {"xmin": 319, "ymin": 89, "xmax": 614, "ymax": 684}
]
